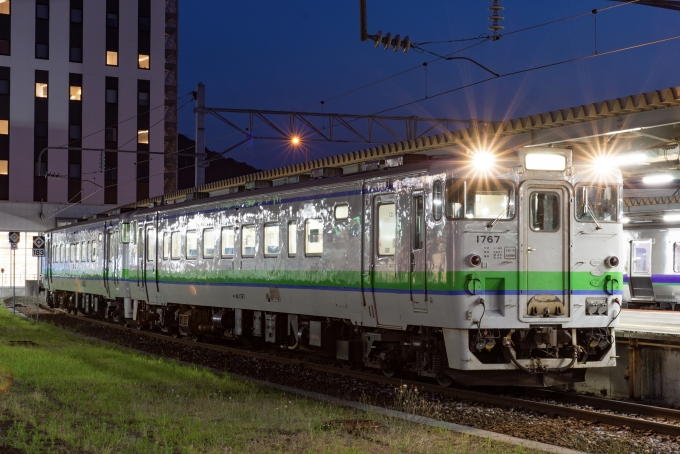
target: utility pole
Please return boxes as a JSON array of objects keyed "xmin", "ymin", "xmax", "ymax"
[{"xmin": 195, "ymin": 82, "xmax": 207, "ymax": 187}]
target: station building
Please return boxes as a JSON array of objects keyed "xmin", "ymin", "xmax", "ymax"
[{"xmin": 0, "ymin": 0, "xmax": 178, "ymax": 293}]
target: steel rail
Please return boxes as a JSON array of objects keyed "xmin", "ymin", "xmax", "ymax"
[{"xmin": 55, "ymin": 311, "xmax": 680, "ymax": 437}]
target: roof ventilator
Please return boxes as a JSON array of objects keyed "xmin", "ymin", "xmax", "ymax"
[
  {"xmin": 285, "ymin": 174, "xmax": 311, "ymax": 185},
  {"xmin": 185, "ymin": 191, "xmax": 209, "ymax": 201},
  {"xmin": 228, "ymin": 186, "xmax": 245, "ymax": 194},
  {"xmin": 310, "ymin": 167, "xmax": 343, "ymax": 179},
  {"xmin": 362, "ymin": 153, "xmax": 429, "ymax": 172},
  {"xmin": 245, "ymin": 180, "xmax": 273, "ymax": 191}
]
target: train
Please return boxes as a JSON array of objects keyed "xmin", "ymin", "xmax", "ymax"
[
  {"xmin": 623, "ymin": 224, "xmax": 680, "ymax": 310},
  {"xmin": 42, "ymin": 147, "xmax": 625, "ymax": 387}
]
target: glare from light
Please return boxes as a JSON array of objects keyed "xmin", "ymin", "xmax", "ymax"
[
  {"xmin": 593, "ymin": 153, "xmax": 648, "ymax": 169},
  {"xmin": 618, "ymin": 153, "xmax": 648, "ymax": 166},
  {"xmin": 621, "ymin": 216, "xmax": 630, "ymax": 224},
  {"xmin": 605, "ymin": 127, "xmax": 642, "ymax": 136},
  {"xmin": 664, "ymin": 213, "xmax": 680, "ymax": 222},
  {"xmin": 525, "ymin": 153, "xmax": 566, "ymax": 171},
  {"xmin": 642, "ymin": 174, "xmax": 674, "ymax": 184},
  {"xmin": 291, "ymin": 136, "xmax": 300, "ymax": 145},
  {"xmin": 471, "ymin": 151, "xmax": 495, "ymax": 171}
]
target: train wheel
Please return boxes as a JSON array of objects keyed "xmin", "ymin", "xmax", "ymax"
[
  {"xmin": 382, "ymin": 365, "xmax": 400, "ymax": 378},
  {"xmin": 191, "ymin": 334, "xmax": 202, "ymax": 342},
  {"xmin": 436, "ymin": 372, "xmax": 453, "ymax": 388}
]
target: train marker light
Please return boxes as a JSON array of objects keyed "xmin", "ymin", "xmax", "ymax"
[
  {"xmin": 525, "ymin": 153, "xmax": 566, "ymax": 171},
  {"xmin": 467, "ymin": 254, "xmax": 482, "ymax": 267},
  {"xmin": 643, "ymin": 174, "xmax": 673, "ymax": 184},
  {"xmin": 605, "ymin": 256, "xmax": 619, "ymax": 268},
  {"xmin": 471, "ymin": 151, "xmax": 495, "ymax": 171}
]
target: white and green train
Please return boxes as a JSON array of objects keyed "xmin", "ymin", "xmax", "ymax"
[{"xmin": 43, "ymin": 147, "xmax": 624, "ymax": 387}]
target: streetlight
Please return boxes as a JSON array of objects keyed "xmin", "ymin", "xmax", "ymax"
[{"xmin": 290, "ymin": 136, "xmax": 308, "ymax": 163}]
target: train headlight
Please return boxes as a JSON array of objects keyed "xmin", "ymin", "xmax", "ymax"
[
  {"xmin": 605, "ymin": 256, "xmax": 619, "ymax": 268},
  {"xmin": 467, "ymin": 254, "xmax": 482, "ymax": 267},
  {"xmin": 471, "ymin": 151, "xmax": 495, "ymax": 171}
]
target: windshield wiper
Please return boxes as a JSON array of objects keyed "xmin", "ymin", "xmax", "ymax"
[
  {"xmin": 486, "ymin": 206, "xmax": 510, "ymax": 228},
  {"xmin": 586, "ymin": 205, "xmax": 603, "ymax": 230}
]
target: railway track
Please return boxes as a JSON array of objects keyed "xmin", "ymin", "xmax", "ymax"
[{"xmin": 54, "ymin": 310, "xmax": 680, "ymax": 438}]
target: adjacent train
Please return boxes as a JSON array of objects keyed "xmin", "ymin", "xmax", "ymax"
[{"xmin": 42, "ymin": 147, "xmax": 625, "ymax": 387}]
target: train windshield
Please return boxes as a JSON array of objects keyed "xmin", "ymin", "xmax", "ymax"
[
  {"xmin": 576, "ymin": 184, "xmax": 618, "ymax": 222},
  {"xmin": 445, "ymin": 179, "xmax": 515, "ymax": 220}
]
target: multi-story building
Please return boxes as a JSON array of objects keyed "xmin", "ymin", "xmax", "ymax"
[{"xmin": 0, "ymin": 0, "xmax": 177, "ymax": 293}]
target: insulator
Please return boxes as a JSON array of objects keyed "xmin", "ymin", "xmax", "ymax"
[
  {"xmin": 373, "ymin": 30, "xmax": 382, "ymax": 48},
  {"xmin": 401, "ymin": 36, "xmax": 410, "ymax": 53},
  {"xmin": 391, "ymin": 34, "xmax": 401, "ymax": 51},
  {"xmin": 488, "ymin": 0, "xmax": 504, "ymax": 39},
  {"xmin": 382, "ymin": 32, "xmax": 392, "ymax": 50}
]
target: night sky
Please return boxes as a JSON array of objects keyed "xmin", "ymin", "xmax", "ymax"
[{"xmin": 178, "ymin": 1, "xmax": 680, "ymax": 170}]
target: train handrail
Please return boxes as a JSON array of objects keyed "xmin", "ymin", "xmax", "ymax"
[{"xmin": 465, "ymin": 275, "xmax": 481, "ymax": 296}]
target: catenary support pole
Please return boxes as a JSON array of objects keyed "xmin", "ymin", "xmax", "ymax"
[{"xmin": 195, "ymin": 82, "xmax": 206, "ymax": 187}]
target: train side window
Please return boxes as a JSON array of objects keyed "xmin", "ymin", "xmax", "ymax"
[
  {"xmin": 432, "ymin": 180, "xmax": 443, "ymax": 221},
  {"xmin": 120, "ymin": 223, "xmax": 130, "ymax": 244},
  {"xmin": 81, "ymin": 241, "xmax": 86, "ymax": 261},
  {"xmin": 413, "ymin": 196, "xmax": 424, "ymax": 249},
  {"xmin": 203, "ymin": 228, "xmax": 215, "ymax": 258},
  {"xmin": 264, "ymin": 223, "xmax": 280, "ymax": 257},
  {"xmin": 163, "ymin": 233, "xmax": 170, "ymax": 260},
  {"xmin": 171, "ymin": 232, "xmax": 181, "ymax": 259},
  {"xmin": 91, "ymin": 242, "xmax": 96, "ymax": 261},
  {"xmin": 75, "ymin": 242, "xmax": 80, "ymax": 262},
  {"xmin": 305, "ymin": 219, "xmax": 323, "ymax": 256},
  {"xmin": 377, "ymin": 203, "xmax": 396, "ymax": 256},
  {"xmin": 147, "ymin": 228, "xmax": 155, "ymax": 261},
  {"xmin": 242, "ymin": 225, "xmax": 256, "ymax": 257},
  {"xmin": 288, "ymin": 221, "xmax": 297, "ymax": 257},
  {"xmin": 221, "ymin": 227, "xmax": 235, "ymax": 258},
  {"xmin": 675, "ymin": 243, "xmax": 680, "ymax": 273},
  {"xmin": 186, "ymin": 230, "xmax": 197, "ymax": 259},
  {"xmin": 335, "ymin": 205, "xmax": 349, "ymax": 220},
  {"xmin": 85, "ymin": 241, "xmax": 90, "ymax": 261}
]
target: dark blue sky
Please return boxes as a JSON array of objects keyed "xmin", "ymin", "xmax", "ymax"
[{"xmin": 178, "ymin": 1, "xmax": 680, "ymax": 170}]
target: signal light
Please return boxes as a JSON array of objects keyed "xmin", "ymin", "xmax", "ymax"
[{"xmin": 370, "ymin": 30, "xmax": 411, "ymax": 53}]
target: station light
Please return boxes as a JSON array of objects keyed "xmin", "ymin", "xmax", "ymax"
[
  {"xmin": 594, "ymin": 153, "xmax": 647, "ymax": 169},
  {"xmin": 663, "ymin": 213, "xmax": 680, "ymax": 222},
  {"xmin": 291, "ymin": 136, "xmax": 301, "ymax": 145},
  {"xmin": 525, "ymin": 153, "xmax": 566, "ymax": 171},
  {"xmin": 642, "ymin": 174, "xmax": 674, "ymax": 185},
  {"xmin": 471, "ymin": 151, "xmax": 495, "ymax": 171},
  {"xmin": 621, "ymin": 216, "xmax": 630, "ymax": 224}
]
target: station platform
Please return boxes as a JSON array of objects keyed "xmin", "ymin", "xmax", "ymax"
[{"xmin": 617, "ymin": 309, "xmax": 680, "ymax": 343}]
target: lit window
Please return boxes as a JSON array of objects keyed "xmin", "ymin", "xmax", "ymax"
[
  {"xmin": 69, "ymin": 86, "xmax": 81, "ymax": 101},
  {"xmin": 377, "ymin": 204, "xmax": 396, "ymax": 256},
  {"xmin": 288, "ymin": 221, "xmax": 296, "ymax": 257},
  {"xmin": 264, "ymin": 223, "xmax": 280, "ymax": 257},
  {"xmin": 305, "ymin": 219, "xmax": 323, "ymax": 255},
  {"xmin": 0, "ymin": 119, "xmax": 7, "ymax": 135},
  {"xmin": 146, "ymin": 228, "xmax": 155, "ymax": 261},
  {"xmin": 0, "ymin": 160, "xmax": 7, "ymax": 175},
  {"xmin": 221, "ymin": 227, "xmax": 234, "ymax": 258},
  {"xmin": 70, "ymin": 8, "xmax": 82, "ymax": 23},
  {"xmin": 106, "ymin": 12, "xmax": 118, "ymax": 27},
  {"xmin": 106, "ymin": 51, "xmax": 118, "ymax": 66},
  {"xmin": 138, "ymin": 92, "xmax": 149, "ymax": 106},
  {"xmin": 137, "ymin": 130, "xmax": 149, "ymax": 144},
  {"xmin": 203, "ymin": 228, "xmax": 214, "ymax": 258},
  {"xmin": 138, "ymin": 54, "xmax": 150, "ymax": 69},
  {"xmin": 35, "ymin": 43, "xmax": 48, "ymax": 59},
  {"xmin": 171, "ymin": 231, "xmax": 181, "ymax": 259},
  {"xmin": 242, "ymin": 225, "xmax": 256, "ymax": 257},
  {"xmin": 70, "ymin": 47, "xmax": 82, "ymax": 63},
  {"xmin": 35, "ymin": 83, "xmax": 48, "ymax": 98},
  {"xmin": 36, "ymin": 4, "xmax": 48, "ymax": 19},
  {"xmin": 0, "ymin": 0, "xmax": 9, "ymax": 15},
  {"xmin": 106, "ymin": 89, "xmax": 117, "ymax": 104},
  {"xmin": 186, "ymin": 230, "xmax": 197, "ymax": 259},
  {"xmin": 162, "ymin": 233, "xmax": 170, "ymax": 259},
  {"xmin": 334, "ymin": 205, "xmax": 348, "ymax": 220}
]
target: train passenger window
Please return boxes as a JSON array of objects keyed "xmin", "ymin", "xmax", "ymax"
[
  {"xmin": 445, "ymin": 179, "xmax": 515, "ymax": 220},
  {"xmin": 163, "ymin": 233, "xmax": 170, "ymax": 260},
  {"xmin": 75, "ymin": 243, "xmax": 80, "ymax": 262},
  {"xmin": 203, "ymin": 228, "xmax": 215, "ymax": 258},
  {"xmin": 335, "ymin": 205, "xmax": 349, "ymax": 220},
  {"xmin": 120, "ymin": 223, "xmax": 130, "ymax": 244},
  {"xmin": 305, "ymin": 219, "xmax": 323, "ymax": 256},
  {"xmin": 81, "ymin": 241, "xmax": 86, "ymax": 261},
  {"xmin": 242, "ymin": 225, "xmax": 256, "ymax": 257},
  {"xmin": 85, "ymin": 242, "xmax": 90, "ymax": 261},
  {"xmin": 186, "ymin": 230, "xmax": 197, "ymax": 259},
  {"xmin": 674, "ymin": 243, "xmax": 680, "ymax": 273},
  {"xmin": 91, "ymin": 242, "xmax": 96, "ymax": 261},
  {"xmin": 221, "ymin": 227, "xmax": 235, "ymax": 258},
  {"xmin": 170, "ymin": 232, "xmax": 181, "ymax": 259},
  {"xmin": 433, "ymin": 180, "xmax": 443, "ymax": 221},
  {"xmin": 264, "ymin": 223, "xmax": 280, "ymax": 257},
  {"xmin": 576, "ymin": 184, "xmax": 618, "ymax": 222},
  {"xmin": 631, "ymin": 241, "xmax": 652, "ymax": 275},
  {"xmin": 530, "ymin": 192, "xmax": 560, "ymax": 232},
  {"xmin": 147, "ymin": 228, "xmax": 155, "ymax": 261},
  {"xmin": 288, "ymin": 221, "xmax": 297, "ymax": 257},
  {"xmin": 98, "ymin": 233, "xmax": 103, "ymax": 242},
  {"xmin": 413, "ymin": 196, "xmax": 424, "ymax": 249},
  {"xmin": 377, "ymin": 204, "xmax": 396, "ymax": 256}
]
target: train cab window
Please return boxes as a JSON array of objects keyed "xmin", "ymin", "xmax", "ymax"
[
  {"xmin": 171, "ymin": 232, "xmax": 181, "ymax": 259},
  {"xmin": 305, "ymin": 219, "xmax": 323, "ymax": 256},
  {"xmin": 186, "ymin": 230, "xmax": 198, "ymax": 259},
  {"xmin": 445, "ymin": 179, "xmax": 515, "ymax": 220},
  {"xmin": 576, "ymin": 184, "xmax": 618, "ymax": 222},
  {"xmin": 264, "ymin": 223, "xmax": 280, "ymax": 257},
  {"xmin": 335, "ymin": 205, "xmax": 349, "ymax": 220},
  {"xmin": 530, "ymin": 192, "xmax": 560, "ymax": 232},
  {"xmin": 163, "ymin": 233, "xmax": 170, "ymax": 260},
  {"xmin": 147, "ymin": 228, "xmax": 156, "ymax": 260},
  {"xmin": 377, "ymin": 204, "xmax": 396, "ymax": 256},
  {"xmin": 203, "ymin": 228, "xmax": 215, "ymax": 258},
  {"xmin": 221, "ymin": 227, "xmax": 235, "ymax": 258},
  {"xmin": 433, "ymin": 180, "xmax": 443, "ymax": 221},
  {"xmin": 288, "ymin": 221, "xmax": 297, "ymax": 257},
  {"xmin": 242, "ymin": 225, "xmax": 256, "ymax": 257},
  {"xmin": 120, "ymin": 223, "xmax": 130, "ymax": 244}
]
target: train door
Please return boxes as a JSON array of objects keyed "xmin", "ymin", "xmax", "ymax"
[
  {"xmin": 410, "ymin": 191, "xmax": 427, "ymax": 312},
  {"xmin": 104, "ymin": 226, "xmax": 112, "ymax": 297},
  {"xmin": 143, "ymin": 223, "xmax": 157, "ymax": 299},
  {"xmin": 521, "ymin": 184, "xmax": 570, "ymax": 320},
  {"xmin": 628, "ymin": 239, "xmax": 654, "ymax": 302}
]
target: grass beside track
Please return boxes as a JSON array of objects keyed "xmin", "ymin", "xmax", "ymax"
[{"xmin": 0, "ymin": 306, "xmax": 542, "ymax": 454}]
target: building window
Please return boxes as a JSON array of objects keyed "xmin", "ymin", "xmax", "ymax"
[
  {"xmin": 305, "ymin": 219, "xmax": 323, "ymax": 256},
  {"xmin": 106, "ymin": 12, "xmax": 118, "ymax": 27},
  {"xmin": 0, "ymin": 160, "xmax": 7, "ymax": 175},
  {"xmin": 139, "ymin": 16, "xmax": 150, "ymax": 31},
  {"xmin": 35, "ymin": 44, "xmax": 49, "ymax": 60},
  {"xmin": 36, "ymin": 4, "xmax": 49, "ymax": 19},
  {"xmin": 0, "ymin": 0, "xmax": 9, "ymax": 15},
  {"xmin": 0, "ymin": 79, "xmax": 8, "ymax": 95},
  {"xmin": 35, "ymin": 83, "xmax": 48, "ymax": 98},
  {"xmin": 69, "ymin": 125, "xmax": 81, "ymax": 140},
  {"xmin": 35, "ymin": 122, "xmax": 48, "ymax": 138},
  {"xmin": 70, "ymin": 47, "xmax": 82, "ymax": 62},
  {"xmin": 106, "ymin": 88, "xmax": 117, "ymax": 104},
  {"xmin": 69, "ymin": 86, "xmax": 81, "ymax": 101},
  {"xmin": 137, "ymin": 130, "xmax": 149, "ymax": 144},
  {"xmin": 0, "ymin": 40, "xmax": 9, "ymax": 55},
  {"xmin": 138, "ymin": 54, "xmax": 150, "ymax": 70},
  {"xmin": 0, "ymin": 120, "xmax": 7, "ymax": 135},
  {"xmin": 105, "ymin": 128, "xmax": 117, "ymax": 142},
  {"xmin": 70, "ymin": 8, "xmax": 82, "ymax": 23},
  {"xmin": 106, "ymin": 51, "xmax": 118, "ymax": 66},
  {"xmin": 202, "ymin": 228, "xmax": 214, "ymax": 258},
  {"xmin": 138, "ymin": 92, "xmax": 149, "ymax": 106}
]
